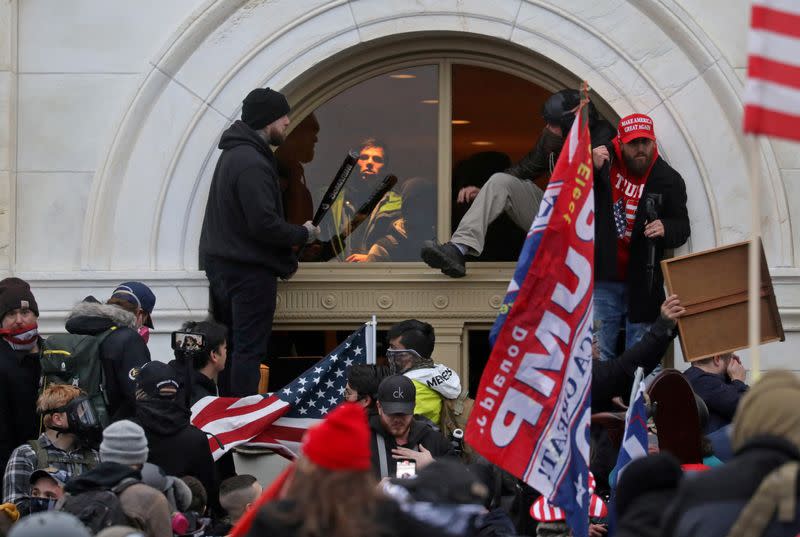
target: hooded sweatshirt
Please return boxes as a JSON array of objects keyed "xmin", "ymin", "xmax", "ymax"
[
  {"xmin": 64, "ymin": 461, "xmax": 172, "ymax": 537},
  {"xmin": 65, "ymin": 300, "xmax": 151, "ymax": 421},
  {"xmin": 133, "ymin": 398, "xmax": 218, "ymax": 511},
  {"xmin": 199, "ymin": 120, "xmax": 308, "ymax": 277},
  {"xmin": 404, "ymin": 364, "xmax": 462, "ymax": 426}
]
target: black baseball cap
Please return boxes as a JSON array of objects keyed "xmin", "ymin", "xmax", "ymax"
[
  {"xmin": 377, "ymin": 375, "xmax": 416, "ymax": 415},
  {"xmin": 136, "ymin": 361, "xmax": 179, "ymax": 399}
]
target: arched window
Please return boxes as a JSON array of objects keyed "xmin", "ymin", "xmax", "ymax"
[{"xmin": 279, "ymin": 54, "xmax": 594, "ymax": 264}]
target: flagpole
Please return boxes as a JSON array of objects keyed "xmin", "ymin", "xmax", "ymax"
[
  {"xmin": 746, "ymin": 135, "xmax": 761, "ymax": 381},
  {"xmin": 367, "ymin": 315, "xmax": 377, "ymax": 365}
]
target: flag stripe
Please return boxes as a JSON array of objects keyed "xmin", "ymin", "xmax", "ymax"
[
  {"xmin": 743, "ymin": 105, "xmax": 800, "ymax": 141},
  {"xmin": 744, "ymin": 79, "xmax": 800, "ymax": 116},
  {"xmin": 752, "ymin": 0, "xmax": 800, "ymax": 18},
  {"xmin": 751, "ymin": 5, "xmax": 800, "ymax": 39},
  {"xmin": 193, "ymin": 395, "xmax": 274, "ymax": 429},
  {"xmin": 748, "ymin": 56, "xmax": 800, "ymax": 90},
  {"xmin": 748, "ymin": 29, "xmax": 800, "ymax": 69}
]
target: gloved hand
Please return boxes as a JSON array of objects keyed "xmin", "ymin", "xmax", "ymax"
[{"xmin": 302, "ymin": 221, "xmax": 321, "ymax": 244}]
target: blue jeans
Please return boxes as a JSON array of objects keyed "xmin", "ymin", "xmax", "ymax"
[{"xmin": 594, "ymin": 281, "xmax": 651, "ymax": 361}]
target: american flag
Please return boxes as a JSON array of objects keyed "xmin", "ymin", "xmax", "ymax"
[
  {"xmin": 613, "ymin": 198, "xmax": 627, "ymax": 238},
  {"xmin": 743, "ymin": 0, "xmax": 800, "ymax": 141},
  {"xmin": 191, "ymin": 324, "xmax": 371, "ymax": 460}
]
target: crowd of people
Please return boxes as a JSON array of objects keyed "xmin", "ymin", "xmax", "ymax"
[{"xmin": 0, "ymin": 83, "xmax": 795, "ymax": 537}]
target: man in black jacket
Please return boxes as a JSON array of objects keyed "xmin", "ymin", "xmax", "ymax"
[
  {"xmin": 0, "ymin": 278, "xmax": 42, "ymax": 476},
  {"xmin": 421, "ymin": 89, "xmax": 616, "ymax": 277},
  {"xmin": 200, "ymin": 87, "xmax": 321, "ymax": 397},
  {"xmin": 592, "ymin": 113, "xmax": 689, "ymax": 361},
  {"xmin": 63, "ymin": 297, "xmax": 151, "ymax": 421},
  {"xmin": 683, "ymin": 353, "xmax": 749, "ymax": 433},
  {"xmin": 592, "ymin": 294, "xmax": 684, "ymax": 412},
  {"xmin": 170, "ymin": 320, "xmax": 228, "ymax": 406},
  {"xmin": 132, "ymin": 361, "xmax": 218, "ymax": 513},
  {"xmin": 369, "ymin": 375, "xmax": 454, "ymax": 479}
]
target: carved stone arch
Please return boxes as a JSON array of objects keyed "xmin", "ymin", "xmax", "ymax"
[{"xmin": 80, "ymin": 0, "xmax": 792, "ymax": 274}]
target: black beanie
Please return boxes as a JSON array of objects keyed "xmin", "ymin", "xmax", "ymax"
[
  {"xmin": 241, "ymin": 88, "xmax": 290, "ymax": 130},
  {"xmin": 0, "ymin": 277, "xmax": 39, "ymax": 319},
  {"xmin": 615, "ymin": 453, "xmax": 682, "ymax": 517}
]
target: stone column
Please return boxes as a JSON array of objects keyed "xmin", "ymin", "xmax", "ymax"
[{"xmin": 0, "ymin": 0, "xmax": 16, "ymax": 274}]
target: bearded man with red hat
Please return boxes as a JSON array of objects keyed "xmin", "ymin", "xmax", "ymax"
[
  {"xmin": 592, "ymin": 113, "xmax": 690, "ymax": 361},
  {"xmin": 0, "ymin": 277, "xmax": 43, "ymax": 474}
]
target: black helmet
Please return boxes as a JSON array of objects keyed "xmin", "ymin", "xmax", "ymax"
[
  {"xmin": 542, "ymin": 89, "xmax": 581, "ymax": 132},
  {"xmin": 8, "ymin": 512, "xmax": 91, "ymax": 537}
]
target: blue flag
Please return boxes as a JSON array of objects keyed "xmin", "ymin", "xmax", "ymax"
[{"xmin": 489, "ymin": 179, "xmax": 562, "ymax": 346}]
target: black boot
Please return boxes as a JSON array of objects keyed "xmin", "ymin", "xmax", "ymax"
[{"xmin": 420, "ymin": 240, "xmax": 467, "ymax": 278}]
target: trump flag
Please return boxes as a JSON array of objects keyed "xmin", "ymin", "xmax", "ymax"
[{"xmin": 466, "ymin": 97, "xmax": 594, "ymax": 537}]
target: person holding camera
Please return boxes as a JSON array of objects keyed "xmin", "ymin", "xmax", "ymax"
[
  {"xmin": 592, "ymin": 113, "xmax": 690, "ymax": 361},
  {"xmin": 169, "ymin": 321, "xmax": 228, "ymax": 405}
]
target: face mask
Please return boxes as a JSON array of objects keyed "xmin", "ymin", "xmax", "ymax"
[
  {"xmin": 138, "ymin": 326, "xmax": 150, "ymax": 344},
  {"xmin": 0, "ymin": 323, "xmax": 39, "ymax": 351},
  {"xmin": 28, "ymin": 496, "xmax": 57, "ymax": 513},
  {"xmin": 540, "ymin": 128, "xmax": 565, "ymax": 156}
]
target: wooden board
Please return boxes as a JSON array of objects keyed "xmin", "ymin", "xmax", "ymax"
[{"xmin": 661, "ymin": 240, "xmax": 784, "ymax": 362}]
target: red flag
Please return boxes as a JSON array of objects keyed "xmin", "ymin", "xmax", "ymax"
[
  {"xmin": 466, "ymin": 98, "xmax": 594, "ymax": 536},
  {"xmin": 743, "ymin": 0, "xmax": 800, "ymax": 141}
]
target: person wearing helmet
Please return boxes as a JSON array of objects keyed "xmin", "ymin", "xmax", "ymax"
[{"xmin": 421, "ymin": 89, "xmax": 615, "ymax": 277}]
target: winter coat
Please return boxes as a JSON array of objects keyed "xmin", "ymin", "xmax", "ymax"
[
  {"xmin": 199, "ymin": 120, "xmax": 308, "ymax": 278},
  {"xmin": 661, "ymin": 435, "xmax": 800, "ymax": 537},
  {"xmin": 169, "ymin": 359, "xmax": 218, "ymax": 406},
  {"xmin": 133, "ymin": 399, "xmax": 218, "ymax": 511},
  {"xmin": 0, "ymin": 340, "xmax": 41, "ymax": 474},
  {"xmin": 683, "ymin": 367, "xmax": 749, "ymax": 434},
  {"xmin": 616, "ymin": 488, "xmax": 674, "ymax": 537},
  {"xmin": 506, "ymin": 119, "xmax": 616, "ymax": 181},
  {"xmin": 247, "ymin": 498, "xmax": 443, "ymax": 537},
  {"xmin": 594, "ymin": 153, "xmax": 690, "ymax": 322},
  {"xmin": 404, "ymin": 364, "xmax": 462, "ymax": 426},
  {"xmin": 592, "ymin": 316, "xmax": 677, "ymax": 412},
  {"xmin": 63, "ymin": 461, "xmax": 172, "ymax": 537},
  {"xmin": 64, "ymin": 301, "xmax": 151, "ymax": 421},
  {"xmin": 368, "ymin": 412, "xmax": 454, "ymax": 479}
]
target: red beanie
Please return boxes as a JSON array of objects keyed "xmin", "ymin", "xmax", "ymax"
[{"xmin": 301, "ymin": 402, "xmax": 371, "ymax": 471}]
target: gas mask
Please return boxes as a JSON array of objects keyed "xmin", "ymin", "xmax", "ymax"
[
  {"xmin": 27, "ymin": 496, "xmax": 58, "ymax": 513},
  {"xmin": 44, "ymin": 395, "xmax": 102, "ymax": 441}
]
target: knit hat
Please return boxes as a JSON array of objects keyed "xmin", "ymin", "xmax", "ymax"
[
  {"xmin": 731, "ymin": 370, "xmax": 800, "ymax": 452},
  {"xmin": 241, "ymin": 88, "xmax": 290, "ymax": 130},
  {"xmin": 301, "ymin": 402, "xmax": 371, "ymax": 471},
  {"xmin": 0, "ymin": 278, "xmax": 38, "ymax": 319},
  {"xmin": 615, "ymin": 453, "xmax": 682, "ymax": 518},
  {"xmin": 100, "ymin": 420, "xmax": 149, "ymax": 465},
  {"xmin": 618, "ymin": 113, "xmax": 656, "ymax": 144}
]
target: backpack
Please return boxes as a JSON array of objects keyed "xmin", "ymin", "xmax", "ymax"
[
  {"xmin": 27, "ymin": 439, "xmax": 98, "ymax": 472},
  {"xmin": 40, "ymin": 329, "xmax": 116, "ymax": 427},
  {"xmin": 440, "ymin": 389, "xmax": 475, "ymax": 459},
  {"xmin": 59, "ymin": 477, "xmax": 139, "ymax": 534}
]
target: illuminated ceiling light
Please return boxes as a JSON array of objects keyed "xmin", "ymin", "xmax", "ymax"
[
  {"xmin": 471, "ymin": 141, "xmax": 494, "ymax": 146},
  {"xmin": 390, "ymin": 74, "xmax": 416, "ymax": 79},
  {"xmin": 421, "ymin": 99, "xmax": 439, "ymax": 104},
  {"xmin": 451, "ymin": 119, "xmax": 471, "ymax": 125}
]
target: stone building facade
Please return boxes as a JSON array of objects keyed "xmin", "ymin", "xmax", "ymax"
[{"xmin": 1, "ymin": 0, "xmax": 797, "ymax": 375}]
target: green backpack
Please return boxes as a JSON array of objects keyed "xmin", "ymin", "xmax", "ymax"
[{"xmin": 40, "ymin": 328, "xmax": 117, "ymax": 428}]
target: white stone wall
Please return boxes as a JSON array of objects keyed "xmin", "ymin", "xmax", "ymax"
[{"xmin": 3, "ymin": 0, "xmax": 799, "ymax": 368}]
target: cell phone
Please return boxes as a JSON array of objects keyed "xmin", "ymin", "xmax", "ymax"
[
  {"xmin": 172, "ymin": 331, "xmax": 205, "ymax": 352},
  {"xmin": 396, "ymin": 460, "xmax": 416, "ymax": 479}
]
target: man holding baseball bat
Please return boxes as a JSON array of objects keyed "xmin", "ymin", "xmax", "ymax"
[{"xmin": 200, "ymin": 87, "xmax": 321, "ymax": 397}]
